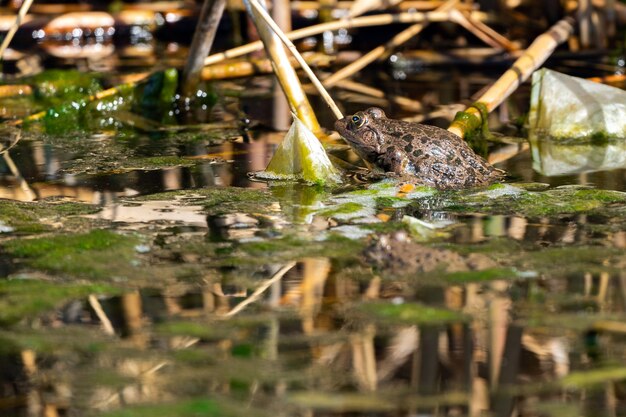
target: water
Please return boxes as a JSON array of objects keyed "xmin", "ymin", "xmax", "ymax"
[{"xmin": 1, "ymin": 63, "xmax": 626, "ymax": 417}]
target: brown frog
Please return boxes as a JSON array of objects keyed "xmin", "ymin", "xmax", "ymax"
[{"xmin": 335, "ymin": 107, "xmax": 502, "ymax": 189}]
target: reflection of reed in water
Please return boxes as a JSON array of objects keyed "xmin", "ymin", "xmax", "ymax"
[
  {"xmin": 5, "ymin": 260, "xmax": 626, "ymax": 416},
  {"xmin": 0, "ymin": 134, "xmax": 281, "ymax": 203}
]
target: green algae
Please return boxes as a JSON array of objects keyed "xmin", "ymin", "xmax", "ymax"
[
  {"xmin": 99, "ymin": 398, "xmax": 263, "ymax": 417},
  {"xmin": 0, "ymin": 280, "xmax": 119, "ymax": 326},
  {"xmin": 356, "ymin": 302, "xmax": 466, "ymax": 325},
  {"xmin": 0, "ymin": 327, "xmax": 112, "ymax": 355},
  {"xmin": 138, "ymin": 68, "xmax": 179, "ymax": 122},
  {"xmin": 317, "ymin": 202, "xmax": 364, "ymax": 216},
  {"xmin": 289, "ymin": 390, "xmax": 469, "ymax": 412},
  {"xmin": 423, "ymin": 186, "xmax": 626, "ymax": 217},
  {"xmin": 62, "ymin": 154, "xmax": 197, "ymax": 174},
  {"xmin": 234, "ymin": 234, "xmax": 363, "ymax": 265},
  {"xmin": 26, "ymin": 70, "xmax": 104, "ymax": 134},
  {"xmin": 44, "ymin": 98, "xmax": 90, "ymax": 134},
  {"xmin": 288, "ymin": 391, "xmax": 397, "ymax": 412},
  {"xmin": 132, "ymin": 186, "xmax": 277, "ymax": 216},
  {"xmin": 520, "ymin": 245, "xmax": 622, "ymax": 275},
  {"xmin": 561, "ymin": 366, "xmax": 626, "ymax": 388},
  {"xmin": 487, "ymin": 183, "xmax": 506, "ymax": 190},
  {"xmin": 361, "ymin": 220, "xmax": 408, "ymax": 234},
  {"xmin": 0, "ymin": 200, "xmax": 99, "ymax": 233},
  {"xmin": 125, "ymin": 156, "xmax": 197, "ymax": 169},
  {"xmin": 375, "ymin": 196, "xmax": 407, "ymax": 208},
  {"xmin": 443, "ymin": 267, "xmax": 519, "ymax": 283},
  {"xmin": 532, "ymin": 402, "xmax": 580, "ymax": 417},
  {"xmin": 156, "ymin": 321, "xmax": 224, "ymax": 340},
  {"xmin": 31, "ymin": 70, "xmax": 102, "ymax": 102},
  {"xmin": 4, "ymin": 229, "xmax": 142, "ymax": 280}
]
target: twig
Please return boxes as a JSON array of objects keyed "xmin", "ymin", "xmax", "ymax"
[
  {"xmin": 204, "ymin": 11, "xmax": 453, "ymax": 66},
  {"xmin": 311, "ymin": 77, "xmax": 423, "ymax": 111},
  {"xmin": 448, "ymin": 17, "xmax": 575, "ymax": 138},
  {"xmin": 323, "ymin": 0, "xmax": 459, "ymax": 88},
  {"xmin": 220, "ymin": 261, "xmax": 296, "ymax": 318},
  {"xmin": 0, "ymin": 0, "xmax": 34, "ymax": 61},
  {"xmin": 181, "ymin": 0, "xmax": 227, "ymax": 96},
  {"xmin": 0, "ymin": 126, "xmax": 21, "ymax": 155},
  {"xmin": 2, "ymin": 153, "xmax": 35, "ymax": 201},
  {"xmin": 449, "ymin": 9, "xmax": 510, "ymax": 51},
  {"xmin": 455, "ymin": 9, "xmax": 519, "ymax": 52},
  {"xmin": 348, "ymin": 0, "xmax": 403, "ymax": 18},
  {"xmin": 88, "ymin": 294, "xmax": 116, "ymax": 336},
  {"xmin": 247, "ymin": 0, "xmax": 343, "ymax": 119}
]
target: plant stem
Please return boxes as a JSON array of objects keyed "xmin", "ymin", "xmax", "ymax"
[
  {"xmin": 447, "ymin": 17, "xmax": 575, "ymax": 138},
  {"xmin": 247, "ymin": 0, "xmax": 343, "ymax": 119},
  {"xmin": 322, "ymin": 0, "xmax": 458, "ymax": 88},
  {"xmin": 204, "ymin": 11, "xmax": 454, "ymax": 66},
  {"xmin": 181, "ymin": 0, "xmax": 227, "ymax": 97},
  {"xmin": 244, "ymin": 0, "xmax": 323, "ymax": 133},
  {"xmin": 0, "ymin": 0, "xmax": 35, "ymax": 62}
]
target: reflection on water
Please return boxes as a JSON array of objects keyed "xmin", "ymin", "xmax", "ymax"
[
  {"xmin": 2, "ymin": 73, "xmax": 626, "ymax": 417},
  {"xmin": 2, "ymin": 244, "xmax": 626, "ymax": 416},
  {"xmin": 530, "ymin": 135, "xmax": 626, "ymax": 176},
  {"xmin": 500, "ymin": 144, "xmax": 626, "ymax": 191},
  {"xmin": 0, "ymin": 132, "xmax": 278, "ymax": 202}
]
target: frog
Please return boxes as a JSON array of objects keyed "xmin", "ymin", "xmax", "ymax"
[{"xmin": 334, "ymin": 107, "xmax": 502, "ymax": 189}]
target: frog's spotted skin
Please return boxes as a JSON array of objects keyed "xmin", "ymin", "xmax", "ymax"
[{"xmin": 334, "ymin": 107, "xmax": 502, "ymax": 189}]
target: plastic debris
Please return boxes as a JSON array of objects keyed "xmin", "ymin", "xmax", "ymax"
[{"xmin": 528, "ymin": 68, "xmax": 626, "ymax": 140}]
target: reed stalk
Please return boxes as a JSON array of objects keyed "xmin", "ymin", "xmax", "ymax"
[
  {"xmin": 204, "ymin": 11, "xmax": 454, "ymax": 66},
  {"xmin": 449, "ymin": 9, "xmax": 514, "ymax": 51},
  {"xmin": 448, "ymin": 17, "xmax": 575, "ymax": 139},
  {"xmin": 322, "ymin": 0, "xmax": 458, "ymax": 88},
  {"xmin": 247, "ymin": 0, "xmax": 343, "ymax": 119},
  {"xmin": 348, "ymin": 0, "xmax": 403, "ymax": 18},
  {"xmin": 453, "ymin": 9, "xmax": 519, "ymax": 52},
  {"xmin": 311, "ymin": 77, "xmax": 423, "ymax": 111},
  {"xmin": 0, "ymin": 0, "xmax": 35, "ymax": 61},
  {"xmin": 201, "ymin": 53, "xmax": 333, "ymax": 80},
  {"xmin": 244, "ymin": 0, "xmax": 322, "ymax": 133},
  {"xmin": 181, "ymin": 0, "xmax": 227, "ymax": 96}
]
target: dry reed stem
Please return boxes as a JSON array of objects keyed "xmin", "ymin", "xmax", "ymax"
[
  {"xmin": 245, "ymin": 0, "xmax": 322, "ymax": 132},
  {"xmin": 456, "ymin": 10, "xmax": 519, "ymax": 52},
  {"xmin": 348, "ymin": 0, "xmax": 403, "ymax": 18},
  {"xmin": 247, "ymin": 0, "xmax": 343, "ymax": 119},
  {"xmin": 88, "ymin": 294, "xmax": 116, "ymax": 336},
  {"xmin": 221, "ymin": 262, "xmax": 297, "ymax": 317},
  {"xmin": 181, "ymin": 0, "xmax": 227, "ymax": 96},
  {"xmin": 448, "ymin": 17, "xmax": 575, "ymax": 138},
  {"xmin": 312, "ymin": 77, "xmax": 423, "ymax": 111},
  {"xmin": 322, "ymin": 0, "xmax": 459, "ymax": 88},
  {"xmin": 201, "ymin": 53, "xmax": 333, "ymax": 80},
  {"xmin": 0, "ymin": 0, "xmax": 34, "ymax": 60},
  {"xmin": 2, "ymin": 153, "xmax": 35, "ymax": 201},
  {"xmin": 291, "ymin": 1, "xmax": 473, "ymax": 11},
  {"xmin": 202, "ymin": 52, "xmax": 332, "ymax": 79},
  {"xmin": 449, "ymin": 9, "xmax": 509, "ymax": 51},
  {"xmin": 204, "ymin": 11, "xmax": 454, "ymax": 66}
]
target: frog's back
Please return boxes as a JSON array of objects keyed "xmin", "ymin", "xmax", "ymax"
[{"xmin": 398, "ymin": 122, "xmax": 500, "ymax": 189}]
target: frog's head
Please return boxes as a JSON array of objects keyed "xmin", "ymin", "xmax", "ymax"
[{"xmin": 334, "ymin": 107, "xmax": 387, "ymax": 162}]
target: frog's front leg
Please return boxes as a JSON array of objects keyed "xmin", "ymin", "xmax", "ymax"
[{"xmin": 378, "ymin": 147, "xmax": 411, "ymax": 175}]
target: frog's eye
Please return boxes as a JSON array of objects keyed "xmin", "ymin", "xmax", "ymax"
[{"xmin": 351, "ymin": 114, "xmax": 365, "ymax": 128}]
